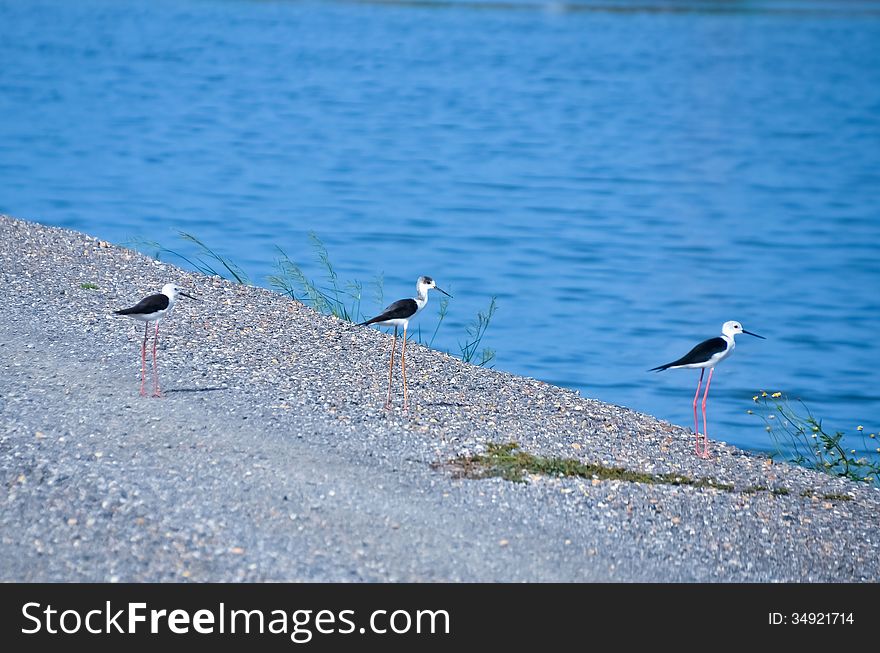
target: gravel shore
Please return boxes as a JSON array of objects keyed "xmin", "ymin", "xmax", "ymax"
[{"xmin": 1, "ymin": 214, "xmax": 878, "ymax": 582}]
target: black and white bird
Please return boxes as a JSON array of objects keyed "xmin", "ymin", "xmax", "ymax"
[
  {"xmin": 114, "ymin": 283, "xmax": 198, "ymax": 397},
  {"xmin": 358, "ymin": 276, "xmax": 451, "ymax": 410},
  {"xmin": 650, "ymin": 320, "xmax": 765, "ymax": 458}
]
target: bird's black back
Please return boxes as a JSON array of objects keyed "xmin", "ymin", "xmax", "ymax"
[
  {"xmin": 358, "ymin": 298, "xmax": 418, "ymax": 326},
  {"xmin": 115, "ymin": 293, "xmax": 169, "ymax": 316},
  {"xmin": 650, "ymin": 336, "xmax": 727, "ymax": 371}
]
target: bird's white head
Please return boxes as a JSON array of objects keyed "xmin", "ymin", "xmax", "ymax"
[
  {"xmin": 722, "ymin": 320, "xmax": 765, "ymax": 340},
  {"xmin": 161, "ymin": 283, "xmax": 197, "ymax": 302},
  {"xmin": 722, "ymin": 321, "xmax": 744, "ymax": 337},
  {"xmin": 416, "ymin": 276, "xmax": 452, "ymax": 299}
]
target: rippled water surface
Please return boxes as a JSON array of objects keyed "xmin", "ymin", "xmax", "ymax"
[{"xmin": 2, "ymin": 0, "xmax": 879, "ymax": 452}]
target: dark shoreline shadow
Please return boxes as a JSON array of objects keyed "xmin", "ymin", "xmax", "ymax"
[{"xmin": 163, "ymin": 386, "xmax": 227, "ymax": 395}]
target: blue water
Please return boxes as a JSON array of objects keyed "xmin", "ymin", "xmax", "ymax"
[{"xmin": 2, "ymin": 0, "xmax": 879, "ymax": 453}]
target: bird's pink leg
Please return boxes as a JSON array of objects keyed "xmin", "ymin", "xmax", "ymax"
[
  {"xmin": 401, "ymin": 325, "xmax": 409, "ymax": 412},
  {"xmin": 151, "ymin": 322, "xmax": 162, "ymax": 397},
  {"xmin": 140, "ymin": 322, "xmax": 149, "ymax": 396},
  {"xmin": 699, "ymin": 368, "xmax": 714, "ymax": 459},
  {"xmin": 692, "ymin": 369, "xmax": 704, "ymax": 455},
  {"xmin": 384, "ymin": 326, "xmax": 397, "ymax": 410}
]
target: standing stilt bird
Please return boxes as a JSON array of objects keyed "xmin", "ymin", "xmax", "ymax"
[
  {"xmin": 358, "ymin": 276, "xmax": 451, "ymax": 411},
  {"xmin": 650, "ymin": 320, "xmax": 764, "ymax": 458},
  {"xmin": 114, "ymin": 283, "xmax": 198, "ymax": 397}
]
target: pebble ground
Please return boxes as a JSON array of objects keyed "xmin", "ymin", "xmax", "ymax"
[{"xmin": 1, "ymin": 214, "xmax": 878, "ymax": 581}]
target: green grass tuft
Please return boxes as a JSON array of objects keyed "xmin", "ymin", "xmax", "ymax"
[
  {"xmin": 801, "ymin": 489, "xmax": 852, "ymax": 501},
  {"xmin": 751, "ymin": 392, "xmax": 878, "ymax": 487},
  {"xmin": 267, "ymin": 236, "xmax": 370, "ymax": 322},
  {"xmin": 177, "ymin": 232, "xmax": 249, "ymax": 284},
  {"xmin": 441, "ymin": 442, "xmax": 734, "ymax": 490},
  {"xmin": 459, "ymin": 296, "xmax": 498, "ymax": 367},
  {"xmin": 126, "ymin": 232, "xmax": 248, "ymax": 284},
  {"xmin": 441, "ymin": 443, "xmax": 859, "ymax": 503}
]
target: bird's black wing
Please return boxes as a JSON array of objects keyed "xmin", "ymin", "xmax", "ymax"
[
  {"xmin": 358, "ymin": 298, "xmax": 418, "ymax": 326},
  {"xmin": 650, "ymin": 336, "xmax": 727, "ymax": 371},
  {"xmin": 115, "ymin": 293, "xmax": 169, "ymax": 316}
]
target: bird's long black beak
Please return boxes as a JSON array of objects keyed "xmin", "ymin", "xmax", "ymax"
[
  {"xmin": 743, "ymin": 329, "xmax": 765, "ymax": 339},
  {"xmin": 180, "ymin": 292, "xmax": 199, "ymax": 301},
  {"xmin": 436, "ymin": 287, "xmax": 452, "ymax": 298}
]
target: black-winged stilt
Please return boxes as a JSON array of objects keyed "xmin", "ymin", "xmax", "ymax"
[
  {"xmin": 114, "ymin": 283, "xmax": 198, "ymax": 397},
  {"xmin": 358, "ymin": 276, "xmax": 451, "ymax": 410},
  {"xmin": 650, "ymin": 320, "xmax": 765, "ymax": 458}
]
